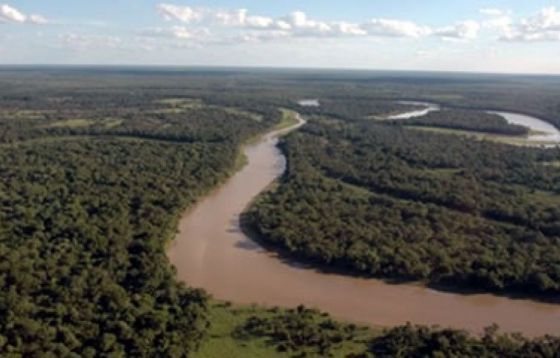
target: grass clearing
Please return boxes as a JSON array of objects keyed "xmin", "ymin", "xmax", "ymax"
[
  {"xmin": 103, "ymin": 117, "xmax": 123, "ymax": 128},
  {"xmin": 194, "ymin": 303, "xmax": 286, "ymax": 358},
  {"xmin": 194, "ymin": 301, "xmax": 373, "ymax": 358},
  {"xmin": 543, "ymin": 161, "xmax": 560, "ymax": 168},
  {"xmin": 0, "ymin": 109, "xmax": 54, "ymax": 120},
  {"xmin": 46, "ymin": 118, "xmax": 94, "ymax": 128},
  {"xmin": 275, "ymin": 109, "xmax": 301, "ymax": 130},
  {"xmin": 156, "ymin": 98, "xmax": 203, "ymax": 108}
]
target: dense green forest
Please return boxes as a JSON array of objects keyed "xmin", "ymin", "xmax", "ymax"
[
  {"xmin": 2, "ymin": 67, "xmax": 560, "ymax": 356},
  {"xmin": 0, "ymin": 71, "xmax": 282, "ymax": 356},
  {"xmin": 245, "ymin": 116, "xmax": 560, "ymax": 295},
  {"xmin": 0, "ymin": 139, "xmax": 225, "ymax": 356},
  {"xmin": 389, "ymin": 109, "xmax": 531, "ymax": 136}
]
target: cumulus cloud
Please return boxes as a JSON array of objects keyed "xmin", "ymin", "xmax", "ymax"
[
  {"xmin": 0, "ymin": 3, "xmax": 48, "ymax": 24},
  {"xmin": 501, "ymin": 6, "xmax": 560, "ymax": 42},
  {"xmin": 157, "ymin": 3, "xmax": 201, "ymax": 23},
  {"xmin": 0, "ymin": 4, "xmax": 25, "ymax": 22},
  {"xmin": 155, "ymin": 3, "xmax": 528, "ymax": 45},
  {"xmin": 434, "ymin": 21, "xmax": 480, "ymax": 40},
  {"xmin": 154, "ymin": 4, "xmax": 440, "ymax": 41},
  {"xmin": 141, "ymin": 26, "xmax": 209, "ymax": 41},
  {"xmin": 519, "ymin": 7, "xmax": 560, "ymax": 32},
  {"xmin": 332, "ymin": 22, "xmax": 367, "ymax": 36},
  {"xmin": 364, "ymin": 19, "xmax": 431, "ymax": 38}
]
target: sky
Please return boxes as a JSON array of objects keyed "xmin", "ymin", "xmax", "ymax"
[{"xmin": 1, "ymin": 1, "xmax": 560, "ymax": 74}]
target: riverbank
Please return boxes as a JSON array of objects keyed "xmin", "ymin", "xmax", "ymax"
[
  {"xmin": 168, "ymin": 110, "xmax": 560, "ymax": 337},
  {"xmin": 381, "ymin": 100, "xmax": 560, "ymax": 146}
]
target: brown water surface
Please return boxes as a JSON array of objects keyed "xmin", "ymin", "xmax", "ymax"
[{"xmin": 168, "ymin": 115, "xmax": 560, "ymax": 337}]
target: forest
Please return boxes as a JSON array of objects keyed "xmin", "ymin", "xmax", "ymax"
[
  {"xmin": 1, "ymin": 67, "xmax": 560, "ymax": 357},
  {"xmin": 245, "ymin": 116, "xmax": 560, "ymax": 295},
  {"xmin": 389, "ymin": 109, "xmax": 531, "ymax": 136},
  {"xmin": 0, "ymin": 70, "xmax": 282, "ymax": 356}
]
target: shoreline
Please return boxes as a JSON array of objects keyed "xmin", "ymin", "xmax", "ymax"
[{"xmin": 168, "ymin": 109, "xmax": 560, "ymax": 338}]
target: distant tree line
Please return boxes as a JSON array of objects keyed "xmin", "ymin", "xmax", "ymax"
[{"xmin": 390, "ymin": 109, "xmax": 530, "ymax": 136}]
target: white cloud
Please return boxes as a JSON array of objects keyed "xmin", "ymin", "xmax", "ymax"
[
  {"xmin": 157, "ymin": 3, "xmax": 201, "ymax": 23},
  {"xmin": 0, "ymin": 3, "xmax": 48, "ymax": 25},
  {"xmin": 154, "ymin": 4, "xmax": 547, "ymax": 45},
  {"xmin": 501, "ymin": 6, "xmax": 560, "ymax": 42},
  {"xmin": 434, "ymin": 21, "xmax": 480, "ymax": 40},
  {"xmin": 484, "ymin": 16, "xmax": 513, "ymax": 30},
  {"xmin": 142, "ymin": 26, "xmax": 209, "ymax": 41},
  {"xmin": 283, "ymin": 11, "xmax": 333, "ymax": 36},
  {"xmin": 520, "ymin": 6, "xmax": 560, "ymax": 32},
  {"xmin": 364, "ymin": 19, "xmax": 431, "ymax": 38},
  {"xmin": 245, "ymin": 15, "xmax": 274, "ymax": 28},
  {"xmin": 214, "ymin": 8, "xmax": 248, "ymax": 26},
  {"xmin": 332, "ymin": 22, "xmax": 367, "ymax": 36},
  {"xmin": 155, "ymin": 4, "xmax": 435, "ymax": 40},
  {"xmin": 0, "ymin": 3, "xmax": 48, "ymax": 24},
  {"xmin": 213, "ymin": 9, "xmax": 282, "ymax": 30},
  {"xmin": 29, "ymin": 14, "xmax": 48, "ymax": 25},
  {"xmin": 0, "ymin": 4, "xmax": 25, "ymax": 23}
]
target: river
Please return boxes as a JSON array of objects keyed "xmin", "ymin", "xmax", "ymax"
[
  {"xmin": 386, "ymin": 101, "xmax": 440, "ymax": 120},
  {"xmin": 388, "ymin": 101, "xmax": 560, "ymax": 145},
  {"xmin": 490, "ymin": 111, "xmax": 560, "ymax": 143},
  {"xmin": 168, "ymin": 113, "xmax": 560, "ymax": 337}
]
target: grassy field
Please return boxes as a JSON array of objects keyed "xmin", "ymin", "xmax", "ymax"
[
  {"xmin": 46, "ymin": 118, "xmax": 94, "ymax": 128},
  {"xmin": 194, "ymin": 302, "xmax": 373, "ymax": 358},
  {"xmin": 544, "ymin": 161, "xmax": 560, "ymax": 167},
  {"xmin": 275, "ymin": 109, "xmax": 301, "ymax": 130},
  {"xmin": 102, "ymin": 117, "xmax": 123, "ymax": 128}
]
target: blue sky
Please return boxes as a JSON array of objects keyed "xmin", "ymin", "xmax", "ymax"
[{"xmin": 1, "ymin": 1, "xmax": 559, "ymax": 73}]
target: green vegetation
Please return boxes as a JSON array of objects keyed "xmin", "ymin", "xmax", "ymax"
[
  {"xmin": 367, "ymin": 323, "xmax": 560, "ymax": 357},
  {"xmin": 298, "ymin": 97, "xmax": 422, "ymax": 120},
  {"xmin": 246, "ymin": 117, "xmax": 560, "ymax": 296},
  {"xmin": 0, "ymin": 138, "xmax": 220, "ymax": 356},
  {"xmin": 2, "ymin": 67, "xmax": 560, "ymax": 356},
  {"xmin": 204, "ymin": 303, "xmax": 560, "ymax": 358},
  {"xmin": 197, "ymin": 303, "xmax": 370, "ymax": 358},
  {"xmin": 47, "ymin": 118, "xmax": 94, "ymax": 128},
  {"xmin": 233, "ymin": 305, "xmax": 367, "ymax": 357},
  {"xmin": 102, "ymin": 118, "xmax": 123, "ymax": 128},
  {"xmin": 0, "ymin": 73, "xmax": 284, "ymax": 356},
  {"xmin": 194, "ymin": 303, "xmax": 286, "ymax": 358},
  {"xmin": 391, "ymin": 109, "xmax": 530, "ymax": 136},
  {"xmin": 408, "ymin": 125, "xmax": 558, "ymax": 147},
  {"xmin": 276, "ymin": 109, "xmax": 301, "ymax": 130}
]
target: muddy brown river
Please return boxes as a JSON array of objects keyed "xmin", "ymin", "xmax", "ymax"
[{"xmin": 168, "ymin": 114, "xmax": 560, "ymax": 337}]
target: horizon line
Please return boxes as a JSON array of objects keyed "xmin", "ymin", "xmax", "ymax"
[{"xmin": 0, "ymin": 64, "xmax": 558, "ymax": 77}]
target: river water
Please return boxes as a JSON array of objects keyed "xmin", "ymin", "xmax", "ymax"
[
  {"xmin": 388, "ymin": 101, "xmax": 560, "ymax": 145},
  {"xmin": 386, "ymin": 101, "xmax": 440, "ymax": 120},
  {"xmin": 490, "ymin": 111, "xmax": 560, "ymax": 143},
  {"xmin": 168, "ymin": 114, "xmax": 560, "ymax": 337}
]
